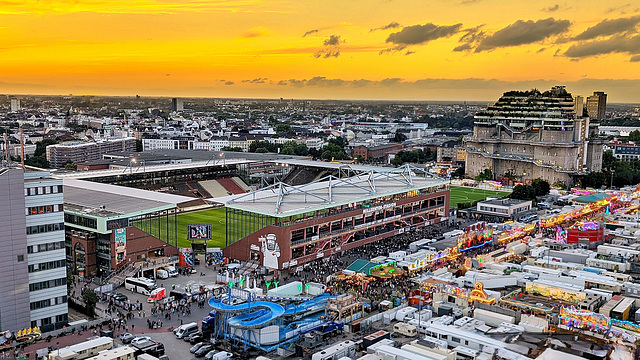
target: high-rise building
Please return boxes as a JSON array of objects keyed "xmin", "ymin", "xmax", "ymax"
[
  {"xmin": 574, "ymin": 95, "xmax": 584, "ymax": 117},
  {"xmin": 0, "ymin": 167, "xmax": 67, "ymax": 332},
  {"xmin": 171, "ymin": 98, "xmax": 184, "ymax": 112},
  {"xmin": 464, "ymin": 86, "xmax": 604, "ymax": 186},
  {"xmin": 10, "ymin": 98, "xmax": 20, "ymax": 112},
  {"xmin": 586, "ymin": 91, "xmax": 607, "ymax": 120}
]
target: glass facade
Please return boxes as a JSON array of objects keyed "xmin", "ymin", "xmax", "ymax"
[{"xmin": 225, "ymin": 208, "xmax": 275, "ymax": 246}]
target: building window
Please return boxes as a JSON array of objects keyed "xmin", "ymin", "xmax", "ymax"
[{"xmin": 17, "ymin": 255, "xmax": 24, "ymax": 262}]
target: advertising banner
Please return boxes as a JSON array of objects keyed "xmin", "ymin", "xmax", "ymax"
[{"xmin": 115, "ymin": 228, "xmax": 127, "ymax": 264}]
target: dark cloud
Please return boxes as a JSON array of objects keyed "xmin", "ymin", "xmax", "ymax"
[
  {"xmin": 241, "ymin": 78, "xmax": 268, "ymax": 84},
  {"xmin": 475, "ymin": 18, "xmax": 571, "ymax": 52},
  {"xmin": 573, "ymin": 15, "xmax": 640, "ymax": 40},
  {"xmin": 323, "ymin": 35, "xmax": 341, "ymax": 46},
  {"xmin": 305, "ymin": 76, "xmax": 346, "ymax": 87},
  {"xmin": 537, "ymin": 47, "xmax": 547, "ymax": 53},
  {"xmin": 564, "ymin": 34, "xmax": 640, "ymax": 58},
  {"xmin": 542, "ymin": 4, "xmax": 559, "ymax": 12},
  {"xmin": 379, "ymin": 45, "xmax": 406, "ymax": 55},
  {"xmin": 455, "ymin": 25, "xmax": 486, "ymax": 51},
  {"xmin": 631, "ymin": 55, "xmax": 640, "ymax": 62},
  {"xmin": 370, "ymin": 22, "xmax": 401, "ymax": 32},
  {"xmin": 605, "ymin": 3, "xmax": 631, "ymax": 14},
  {"xmin": 302, "ymin": 29, "xmax": 319, "ymax": 37},
  {"xmin": 224, "ymin": 81, "xmax": 234, "ymax": 85},
  {"xmin": 386, "ymin": 23, "xmax": 462, "ymax": 46},
  {"xmin": 277, "ymin": 80, "xmax": 288, "ymax": 86},
  {"xmin": 405, "ymin": 50, "xmax": 416, "ymax": 55},
  {"xmin": 314, "ymin": 35, "xmax": 342, "ymax": 58},
  {"xmin": 453, "ymin": 43, "xmax": 472, "ymax": 52},
  {"xmin": 460, "ymin": 0, "xmax": 481, "ymax": 4}
]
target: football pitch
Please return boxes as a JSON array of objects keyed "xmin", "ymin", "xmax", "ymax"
[
  {"xmin": 174, "ymin": 208, "xmax": 227, "ymax": 249},
  {"xmin": 449, "ymin": 186, "xmax": 510, "ymax": 209}
]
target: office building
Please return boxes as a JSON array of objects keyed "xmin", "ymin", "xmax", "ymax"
[
  {"xmin": 172, "ymin": 98, "xmax": 184, "ymax": 112},
  {"xmin": 10, "ymin": 98, "xmax": 21, "ymax": 112},
  {"xmin": 465, "ymin": 86, "xmax": 603, "ymax": 186},
  {"xmin": 0, "ymin": 167, "xmax": 68, "ymax": 332},
  {"xmin": 612, "ymin": 145, "xmax": 640, "ymax": 162},
  {"xmin": 45, "ymin": 137, "xmax": 136, "ymax": 168},
  {"xmin": 586, "ymin": 91, "xmax": 607, "ymax": 120}
]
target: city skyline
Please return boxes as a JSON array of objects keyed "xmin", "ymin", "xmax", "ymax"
[{"xmin": 1, "ymin": 0, "xmax": 640, "ymax": 102}]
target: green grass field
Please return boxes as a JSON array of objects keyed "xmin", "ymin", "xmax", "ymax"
[
  {"xmin": 174, "ymin": 208, "xmax": 227, "ymax": 249},
  {"xmin": 133, "ymin": 208, "xmax": 227, "ymax": 249},
  {"xmin": 449, "ymin": 186, "xmax": 510, "ymax": 209}
]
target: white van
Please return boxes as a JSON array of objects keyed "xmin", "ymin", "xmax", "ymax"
[
  {"xmin": 174, "ymin": 322, "xmax": 199, "ymax": 339},
  {"xmin": 166, "ymin": 266, "xmax": 178, "ymax": 277},
  {"xmin": 156, "ymin": 269, "xmax": 169, "ymax": 279}
]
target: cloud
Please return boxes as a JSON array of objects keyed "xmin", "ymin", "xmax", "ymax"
[
  {"xmin": 241, "ymin": 78, "xmax": 268, "ymax": 84},
  {"xmin": 405, "ymin": 50, "xmax": 415, "ymax": 55},
  {"xmin": 242, "ymin": 27, "xmax": 269, "ymax": 38},
  {"xmin": 564, "ymin": 34, "xmax": 640, "ymax": 59},
  {"xmin": 386, "ymin": 23, "xmax": 463, "ymax": 46},
  {"xmin": 537, "ymin": 47, "xmax": 547, "ymax": 53},
  {"xmin": 370, "ymin": 22, "xmax": 401, "ymax": 32},
  {"xmin": 454, "ymin": 25, "xmax": 486, "ymax": 51},
  {"xmin": 605, "ymin": 3, "xmax": 631, "ymax": 14},
  {"xmin": 460, "ymin": 0, "xmax": 481, "ymax": 4},
  {"xmin": 314, "ymin": 35, "xmax": 342, "ymax": 58},
  {"xmin": 573, "ymin": 15, "xmax": 640, "ymax": 40},
  {"xmin": 453, "ymin": 43, "xmax": 473, "ymax": 52},
  {"xmin": 224, "ymin": 81, "xmax": 234, "ymax": 85},
  {"xmin": 302, "ymin": 29, "xmax": 319, "ymax": 37},
  {"xmin": 475, "ymin": 18, "xmax": 571, "ymax": 52},
  {"xmin": 542, "ymin": 4, "xmax": 560, "ymax": 12},
  {"xmin": 630, "ymin": 55, "xmax": 640, "ymax": 62}
]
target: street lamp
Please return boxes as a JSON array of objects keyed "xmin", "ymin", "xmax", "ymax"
[{"xmin": 610, "ymin": 169, "xmax": 615, "ymax": 189}]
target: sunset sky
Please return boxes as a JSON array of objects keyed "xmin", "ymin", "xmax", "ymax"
[{"xmin": 1, "ymin": 0, "xmax": 640, "ymax": 102}]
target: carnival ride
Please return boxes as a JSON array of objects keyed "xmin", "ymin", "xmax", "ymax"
[
  {"xmin": 0, "ymin": 328, "xmax": 42, "ymax": 350},
  {"xmin": 204, "ymin": 288, "xmax": 339, "ymax": 352}
]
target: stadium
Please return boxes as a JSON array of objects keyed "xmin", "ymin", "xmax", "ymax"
[{"xmin": 214, "ymin": 165, "xmax": 450, "ymax": 271}]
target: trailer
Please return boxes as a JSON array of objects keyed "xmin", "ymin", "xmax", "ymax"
[{"xmin": 311, "ymin": 341, "xmax": 357, "ymax": 360}]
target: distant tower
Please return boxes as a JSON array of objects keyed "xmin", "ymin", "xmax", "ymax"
[
  {"xmin": 171, "ymin": 98, "xmax": 184, "ymax": 112},
  {"xmin": 586, "ymin": 91, "xmax": 607, "ymax": 120},
  {"xmin": 10, "ymin": 98, "xmax": 20, "ymax": 112},
  {"xmin": 574, "ymin": 96, "xmax": 584, "ymax": 117}
]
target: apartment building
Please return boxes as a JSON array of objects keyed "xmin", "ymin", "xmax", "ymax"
[{"xmin": 46, "ymin": 137, "xmax": 136, "ymax": 168}]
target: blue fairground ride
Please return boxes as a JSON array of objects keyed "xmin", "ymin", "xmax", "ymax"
[{"xmin": 203, "ymin": 286, "xmax": 343, "ymax": 352}]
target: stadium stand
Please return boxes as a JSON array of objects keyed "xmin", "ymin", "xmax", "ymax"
[
  {"xmin": 199, "ymin": 179, "xmax": 232, "ymax": 197},
  {"xmin": 217, "ymin": 177, "xmax": 245, "ymax": 195},
  {"xmin": 232, "ymin": 177, "xmax": 252, "ymax": 192}
]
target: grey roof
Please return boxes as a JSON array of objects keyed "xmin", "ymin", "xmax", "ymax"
[
  {"xmin": 63, "ymin": 179, "xmax": 194, "ymax": 217},
  {"xmin": 479, "ymin": 198, "xmax": 529, "ymax": 206},
  {"xmin": 213, "ymin": 165, "xmax": 447, "ymax": 217}
]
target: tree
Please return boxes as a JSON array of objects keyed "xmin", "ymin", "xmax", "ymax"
[
  {"xmin": 452, "ymin": 165, "xmax": 465, "ymax": 179},
  {"xmin": 64, "ymin": 160, "xmax": 77, "ymax": 171},
  {"xmin": 629, "ymin": 130, "xmax": 640, "ymax": 143},
  {"xmin": 530, "ymin": 179, "xmax": 550, "ymax": 197},
  {"xmin": 475, "ymin": 168, "xmax": 493, "ymax": 181},
  {"xmin": 394, "ymin": 132, "xmax": 407, "ymax": 143},
  {"xmin": 510, "ymin": 184, "xmax": 536, "ymax": 200},
  {"xmin": 82, "ymin": 289, "xmax": 99, "ymax": 317}
]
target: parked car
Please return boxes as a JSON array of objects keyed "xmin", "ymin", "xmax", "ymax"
[
  {"xmin": 131, "ymin": 336, "xmax": 153, "ymax": 345},
  {"xmin": 195, "ymin": 344, "xmax": 214, "ymax": 358},
  {"xmin": 186, "ymin": 332, "xmax": 203, "ymax": 344},
  {"xmin": 190, "ymin": 342, "xmax": 207, "ymax": 354},
  {"xmin": 109, "ymin": 292, "xmax": 128, "ymax": 302},
  {"xmin": 120, "ymin": 332, "xmax": 135, "ymax": 344}
]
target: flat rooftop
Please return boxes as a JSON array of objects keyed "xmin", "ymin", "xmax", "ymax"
[
  {"xmin": 480, "ymin": 198, "xmax": 530, "ymax": 206},
  {"xmin": 213, "ymin": 166, "xmax": 447, "ymax": 217},
  {"xmin": 64, "ymin": 179, "xmax": 194, "ymax": 217}
]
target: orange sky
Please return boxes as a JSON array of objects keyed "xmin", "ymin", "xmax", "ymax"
[{"xmin": 1, "ymin": 0, "xmax": 640, "ymax": 102}]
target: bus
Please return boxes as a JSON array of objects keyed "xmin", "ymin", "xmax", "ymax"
[
  {"xmin": 49, "ymin": 337, "xmax": 114, "ymax": 360},
  {"xmin": 124, "ymin": 277, "xmax": 156, "ymax": 295}
]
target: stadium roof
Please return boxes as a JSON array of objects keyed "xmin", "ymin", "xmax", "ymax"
[
  {"xmin": 63, "ymin": 179, "xmax": 194, "ymax": 218},
  {"xmin": 214, "ymin": 164, "xmax": 447, "ymax": 217}
]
